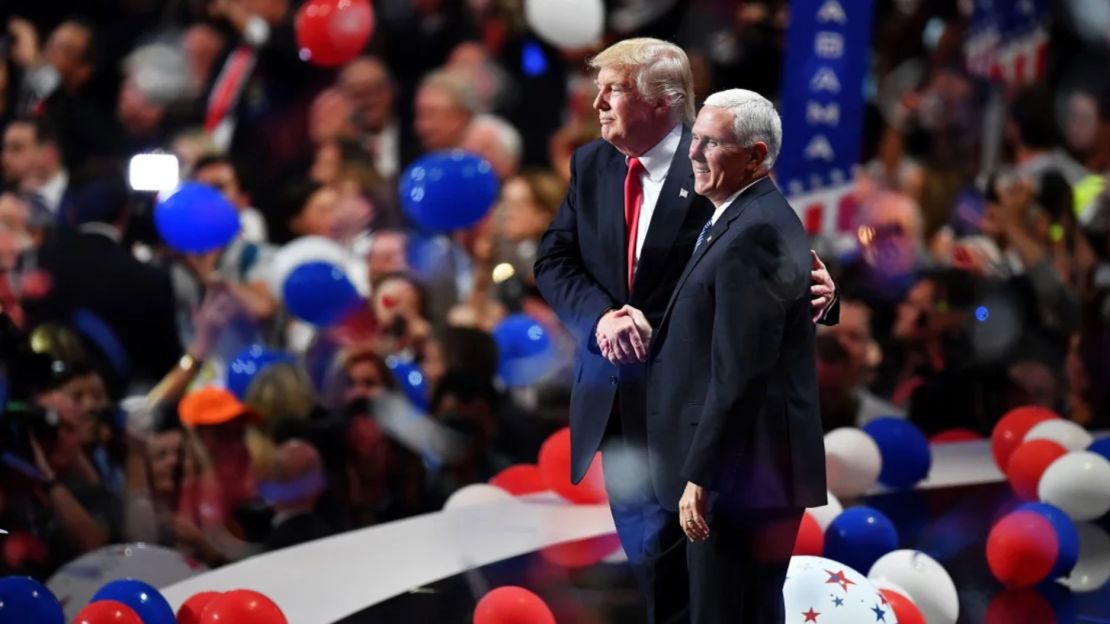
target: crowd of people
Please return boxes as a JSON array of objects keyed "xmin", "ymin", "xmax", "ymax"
[{"xmin": 0, "ymin": 0, "xmax": 1108, "ymax": 592}]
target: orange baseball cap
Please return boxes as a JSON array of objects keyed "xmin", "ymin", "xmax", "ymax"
[{"xmin": 179, "ymin": 386, "xmax": 256, "ymax": 427}]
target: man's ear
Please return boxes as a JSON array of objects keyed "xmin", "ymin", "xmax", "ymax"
[{"xmin": 749, "ymin": 142, "xmax": 770, "ymax": 174}]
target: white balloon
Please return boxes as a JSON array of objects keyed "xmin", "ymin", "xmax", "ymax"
[
  {"xmin": 1038, "ymin": 451, "xmax": 1110, "ymax": 521},
  {"xmin": 784, "ymin": 556, "xmax": 894, "ymax": 623},
  {"xmin": 1061, "ymin": 522, "xmax": 1110, "ymax": 593},
  {"xmin": 807, "ymin": 490, "xmax": 844, "ymax": 531},
  {"xmin": 824, "ymin": 428, "xmax": 882, "ymax": 499},
  {"xmin": 47, "ymin": 543, "xmax": 206, "ymax": 621},
  {"xmin": 868, "ymin": 549, "xmax": 959, "ymax": 624},
  {"xmin": 443, "ymin": 483, "xmax": 513, "ymax": 511},
  {"xmin": 269, "ymin": 235, "xmax": 352, "ymax": 296},
  {"xmin": 524, "ymin": 0, "xmax": 604, "ymax": 49},
  {"xmin": 1023, "ymin": 419, "xmax": 1094, "ymax": 451}
]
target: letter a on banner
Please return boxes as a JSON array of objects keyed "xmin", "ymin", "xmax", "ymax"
[{"xmin": 817, "ymin": 0, "xmax": 848, "ymax": 23}]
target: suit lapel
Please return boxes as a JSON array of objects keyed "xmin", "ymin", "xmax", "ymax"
[
  {"xmin": 600, "ymin": 150, "xmax": 631, "ymax": 301},
  {"xmin": 629, "ymin": 128, "xmax": 695, "ymax": 303},
  {"xmin": 656, "ymin": 178, "xmax": 777, "ymax": 338}
]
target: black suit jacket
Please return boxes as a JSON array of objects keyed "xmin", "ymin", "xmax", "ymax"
[
  {"xmin": 534, "ymin": 129, "xmax": 713, "ymax": 483},
  {"xmin": 26, "ymin": 227, "xmax": 182, "ymax": 389},
  {"xmin": 646, "ymin": 178, "xmax": 826, "ymax": 512}
]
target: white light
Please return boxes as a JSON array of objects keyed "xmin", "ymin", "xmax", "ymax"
[{"xmin": 128, "ymin": 153, "xmax": 180, "ymax": 192}]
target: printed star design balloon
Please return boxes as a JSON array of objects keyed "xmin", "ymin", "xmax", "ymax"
[{"xmin": 784, "ymin": 556, "xmax": 897, "ymax": 623}]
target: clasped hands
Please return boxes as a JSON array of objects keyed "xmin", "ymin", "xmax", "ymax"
[{"xmin": 596, "ymin": 305, "xmax": 652, "ymax": 365}]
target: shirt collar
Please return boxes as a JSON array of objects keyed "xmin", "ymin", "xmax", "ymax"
[
  {"xmin": 710, "ymin": 175, "xmax": 768, "ymax": 224},
  {"xmin": 628, "ymin": 124, "xmax": 682, "ymax": 183},
  {"xmin": 38, "ymin": 169, "xmax": 68, "ymax": 211}
]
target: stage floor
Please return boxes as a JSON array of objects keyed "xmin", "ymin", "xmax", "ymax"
[{"xmin": 342, "ymin": 482, "xmax": 1110, "ymax": 624}]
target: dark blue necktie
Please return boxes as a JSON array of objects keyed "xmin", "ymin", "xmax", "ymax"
[{"xmin": 694, "ymin": 218, "xmax": 713, "ymax": 253}]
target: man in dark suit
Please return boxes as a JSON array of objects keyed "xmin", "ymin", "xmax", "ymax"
[
  {"xmin": 535, "ymin": 39, "xmax": 836, "ymax": 623},
  {"xmin": 647, "ymin": 90, "xmax": 826, "ymax": 623},
  {"xmin": 25, "ymin": 166, "xmax": 182, "ymax": 393}
]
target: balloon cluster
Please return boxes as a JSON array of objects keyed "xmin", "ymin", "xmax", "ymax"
[
  {"xmin": 175, "ymin": 589, "xmax": 286, "ymax": 624},
  {"xmin": 0, "ymin": 575, "xmax": 287, "ymax": 624},
  {"xmin": 794, "ymin": 490, "xmax": 900, "ymax": 576},
  {"xmin": 986, "ymin": 504, "xmax": 1077, "ymax": 589},
  {"xmin": 993, "ymin": 406, "xmax": 1110, "ymax": 521},
  {"xmin": 824, "ymin": 417, "xmax": 932, "ymax": 498}
]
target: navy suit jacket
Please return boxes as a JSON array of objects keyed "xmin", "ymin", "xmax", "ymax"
[
  {"xmin": 534, "ymin": 129, "xmax": 713, "ymax": 483},
  {"xmin": 646, "ymin": 178, "xmax": 827, "ymax": 512}
]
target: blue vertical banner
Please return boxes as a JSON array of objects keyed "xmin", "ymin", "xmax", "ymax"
[{"xmin": 776, "ymin": 0, "xmax": 875, "ymax": 233}]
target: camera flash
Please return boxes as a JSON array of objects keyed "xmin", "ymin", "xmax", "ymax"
[{"xmin": 128, "ymin": 153, "xmax": 180, "ymax": 192}]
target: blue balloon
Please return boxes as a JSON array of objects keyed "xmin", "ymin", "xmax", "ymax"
[
  {"xmin": 824, "ymin": 506, "xmax": 900, "ymax": 574},
  {"xmin": 283, "ymin": 261, "xmax": 362, "ymax": 326},
  {"xmin": 90, "ymin": 578, "xmax": 174, "ymax": 624},
  {"xmin": 1089, "ymin": 437, "xmax": 1110, "ymax": 463},
  {"xmin": 492, "ymin": 314, "xmax": 555, "ymax": 387},
  {"xmin": 0, "ymin": 576, "xmax": 64, "ymax": 624},
  {"xmin": 399, "ymin": 151, "xmax": 499, "ymax": 231},
  {"xmin": 386, "ymin": 355, "xmax": 429, "ymax": 411},
  {"xmin": 227, "ymin": 344, "xmax": 294, "ymax": 399},
  {"xmin": 155, "ymin": 182, "xmax": 240, "ymax": 253},
  {"xmin": 863, "ymin": 417, "xmax": 932, "ymax": 488},
  {"xmin": 1019, "ymin": 502, "xmax": 1080, "ymax": 580}
]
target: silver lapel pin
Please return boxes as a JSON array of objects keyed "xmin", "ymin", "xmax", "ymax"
[{"xmin": 679, "ymin": 188, "xmax": 689, "ymax": 198}]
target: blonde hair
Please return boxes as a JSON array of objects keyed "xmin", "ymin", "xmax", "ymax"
[{"xmin": 588, "ymin": 38, "xmax": 694, "ymax": 124}]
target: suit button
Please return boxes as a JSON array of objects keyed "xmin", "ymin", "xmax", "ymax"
[{"xmin": 609, "ymin": 375, "xmax": 618, "ymax": 385}]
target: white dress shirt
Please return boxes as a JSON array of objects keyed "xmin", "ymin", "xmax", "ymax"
[
  {"xmin": 37, "ymin": 169, "xmax": 69, "ymax": 215},
  {"xmin": 709, "ymin": 175, "xmax": 768, "ymax": 226},
  {"xmin": 628, "ymin": 124, "xmax": 683, "ymax": 274}
]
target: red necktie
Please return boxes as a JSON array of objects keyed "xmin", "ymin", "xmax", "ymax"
[
  {"xmin": 204, "ymin": 45, "xmax": 256, "ymax": 133},
  {"xmin": 624, "ymin": 157, "xmax": 645, "ymax": 292}
]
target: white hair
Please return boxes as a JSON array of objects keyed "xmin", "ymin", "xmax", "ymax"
[
  {"xmin": 702, "ymin": 89, "xmax": 782, "ymax": 169},
  {"xmin": 471, "ymin": 114, "xmax": 523, "ymax": 165}
]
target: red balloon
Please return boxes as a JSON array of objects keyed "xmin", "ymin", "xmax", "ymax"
[
  {"xmin": 1005, "ymin": 439, "xmax": 1067, "ymax": 500},
  {"xmin": 992, "ymin": 406, "xmax": 1059, "ymax": 471},
  {"xmin": 987, "ymin": 511, "xmax": 1058, "ymax": 588},
  {"xmin": 295, "ymin": 0, "xmax": 374, "ymax": 67},
  {"xmin": 930, "ymin": 427, "xmax": 983, "ymax": 444},
  {"xmin": 490, "ymin": 464, "xmax": 547, "ymax": 496},
  {"xmin": 879, "ymin": 589, "xmax": 926, "ymax": 624},
  {"xmin": 985, "ymin": 589, "xmax": 1056, "ymax": 624},
  {"xmin": 201, "ymin": 590, "xmax": 287, "ymax": 624},
  {"xmin": 539, "ymin": 534, "xmax": 621, "ymax": 567},
  {"xmin": 473, "ymin": 586, "xmax": 556, "ymax": 624},
  {"xmin": 177, "ymin": 591, "xmax": 223, "ymax": 624},
  {"xmin": 538, "ymin": 427, "xmax": 607, "ymax": 504},
  {"xmin": 792, "ymin": 511, "xmax": 824, "ymax": 556},
  {"xmin": 73, "ymin": 600, "xmax": 143, "ymax": 624}
]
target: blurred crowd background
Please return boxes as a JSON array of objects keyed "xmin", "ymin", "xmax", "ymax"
[{"xmin": 1, "ymin": 0, "xmax": 1110, "ymax": 592}]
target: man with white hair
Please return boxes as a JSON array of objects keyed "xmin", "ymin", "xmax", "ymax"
[
  {"xmin": 646, "ymin": 89, "xmax": 826, "ymax": 622},
  {"xmin": 535, "ymin": 37, "xmax": 836, "ymax": 623},
  {"xmin": 461, "ymin": 114, "xmax": 522, "ymax": 179}
]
